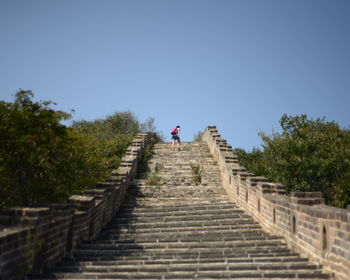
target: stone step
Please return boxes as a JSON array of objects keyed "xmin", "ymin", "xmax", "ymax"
[
  {"xmin": 99, "ymin": 227, "xmax": 268, "ymax": 237},
  {"xmin": 28, "ymin": 269, "xmax": 332, "ymax": 280},
  {"xmin": 155, "ymin": 168, "xmax": 220, "ymax": 171},
  {"xmin": 113, "ymin": 212, "xmax": 252, "ymax": 224},
  {"xmin": 121, "ymin": 202, "xmax": 237, "ymax": 211},
  {"xmin": 51, "ymin": 262, "xmax": 323, "ymax": 274},
  {"xmin": 117, "ymin": 206, "xmax": 243, "ymax": 214},
  {"xmin": 73, "ymin": 244, "xmax": 291, "ymax": 259},
  {"xmin": 96, "ymin": 223, "xmax": 275, "ymax": 242},
  {"xmin": 101, "ymin": 224, "xmax": 262, "ymax": 236},
  {"xmin": 57, "ymin": 255, "xmax": 311, "ymax": 266},
  {"xmin": 127, "ymin": 197, "xmax": 232, "ymax": 206},
  {"xmin": 69, "ymin": 251, "xmax": 302, "ymax": 261},
  {"xmin": 112, "ymin": 210, "xmax": 255, "ymax": 221},
  {"xmin": 119, "ymin": 204, "xmax": 241, "ymax": 214},
  {"xmin": 27, "ymin": 142, "xmax": 333, "ymax": 280},
  {"xmin": 103, "ymin": 219, "xmax": 258, "ymax": 232},
  {"xmin": 78, "ymin": 237, "xmax": 285, "ymax": 252},
  {"xmin": 149, "ymin": 167, "xmax": 219, "ymax": 171},
  {"xmin": 118, "ymin": 206, "xmax": 240, "ymax": 216},
  {"xmin": 73, "ymin": 251, "xmax": 301, "ymax": 262},
  {"xmin": 128, "ymin": 187, "xmax": 225, "ymax": 197},
  {"xmin": 88, "ymin": 235, "xmax": 280, "ymax": 245},
  {"xmin": 142, "ymin": 142, "xmax": 223, "ymax": 188},
  {"xmin": 121, "ymin": 201, "xmax": 242, "ymax": 209}
]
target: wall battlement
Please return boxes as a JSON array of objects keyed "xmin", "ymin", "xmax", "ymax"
[
  {"xmin": 203, "ymin": 126, "xmax": 350, "ymax": 280},
  {"xmin": 1, "ymin": 127, "xmax": 349, "ymax": 279},
  {"xmin": 0, "ymin": 132, "xmax": 153, "ymax": 280}
]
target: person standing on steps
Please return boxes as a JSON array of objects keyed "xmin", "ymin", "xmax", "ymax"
[{"xmin": 171, "ymin": 125, "xmax": 181, "ymax": 151}]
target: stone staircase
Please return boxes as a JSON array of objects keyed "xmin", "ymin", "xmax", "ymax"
[{"xmin": 28, "ymin": 142, "xmax": 333, "ymax": 279}]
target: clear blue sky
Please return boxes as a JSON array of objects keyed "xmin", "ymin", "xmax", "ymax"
[{"xmin": 1, "ymin": 0, "xmax": 349, "ymax": 150}]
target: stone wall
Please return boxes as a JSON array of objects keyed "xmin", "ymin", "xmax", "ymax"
[
  {"xmin": 203, "ymin": 126, "xmax": 350, "ymax": 280},
  {"xmin": 0, "ymin": 132, "xmax": 152, "ymax": 280}
]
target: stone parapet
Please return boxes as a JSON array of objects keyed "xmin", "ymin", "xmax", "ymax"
[
  {"xmin": 0, "ymin": 132, "xmax": 153, "ymax": 280},
  {"xmin": 203, "ymin": 126, "xmax": 350, "ymax": 280}
]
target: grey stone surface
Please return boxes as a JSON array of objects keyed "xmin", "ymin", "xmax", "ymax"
[{"xmin": 27, "ymin": 141, "xmax": 333, "ymax": 280}]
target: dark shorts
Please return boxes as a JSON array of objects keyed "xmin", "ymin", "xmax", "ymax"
[{"xmin": 172, "ymin": 135, "xmax": 180, "ymax": 141}]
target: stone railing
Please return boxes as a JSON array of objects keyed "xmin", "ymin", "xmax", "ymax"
[
  {"xmin": 0, "ymin": 132, "xmax": 153, "ymax": 280},
  {"xmin": 203, "ymin": 126, "xmax": 350, "ymax": 280}
]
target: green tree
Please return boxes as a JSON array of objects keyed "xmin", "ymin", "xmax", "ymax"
[
  {"xmin": 72, "ymin": 112, "xmax": 163, "ymax": 171},
  {"xmin": 106, "ymin": 111, "xmax": 140, "ymax": 135},
  {"xmin": 235, "ymin": 114, "xmax": 350, "ymax": 207},
  {"xmin": 0, "ymin": 90, "xmax": 106, "ymax": 208},
  {"xmin": 233, "ymin": 148, "xmax": 266, "ymax": 176},
  {"xmin": 71, "ymin": 112, "xmax": 138, "ymax": 171}
]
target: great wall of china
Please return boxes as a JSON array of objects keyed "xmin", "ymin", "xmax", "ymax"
[{"xmin": 0, "ymin": 126, "xmax": 349, "ymax": 280}]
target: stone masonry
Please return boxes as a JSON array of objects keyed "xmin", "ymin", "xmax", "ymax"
[
  {"xmin": 203, "ymin": 126, "xmax": 350, "ymax": 280},
  {"xmin": 0, "ymin": 133, "xmax": 153, "ymax": 280},
  {"xmin": 26, "ymin": 141, "xmax": 333, "ymax": 279}
]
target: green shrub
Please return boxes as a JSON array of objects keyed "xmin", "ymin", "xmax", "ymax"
[
  {"xmin": 146, "ymin": 172, "xmax": 162, "ymax": 186},
  {"xmin": 71, "ymin": 112, "xmax": 139, "ymax": 171},
  {"xmin": 0, "ymin": 90, "xmax": 106, "ymax": 208},
  {"xmin": 234, "ymin": 114, "xmax": 350, "ymax": 208},
  {"xmin": 72, "ymin": 112, "xmax": 163, "ymax": 173},
  {"xmin": 190, "ymin": 163, "xmax": 202, "ymax": 185},
  {"xmin": 0, "ymin": 91, "xmax": 163, "ymax": 208}
]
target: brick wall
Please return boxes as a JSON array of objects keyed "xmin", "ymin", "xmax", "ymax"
[
  {"xmin": 0, "ymin": 132, "xmax": 152, "ymax": 280},
  {"xmin": 203, "ymin": 126, "xmax": 350, "ymax": 280}
]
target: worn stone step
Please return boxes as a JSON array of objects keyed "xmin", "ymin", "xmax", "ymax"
[
  {"xmin": 112, "ymin": 214, "xmax": 256, "ymax": 224},
  {"xmin": 28, "ymin": 269, "xmax": 332, "ymax": 279},
  {"xmin": 90, "ymin": 231, "xmax": 281, "ymax": 244},
  {"xmin": 57, "ymin": 255, "xmax": 311, "ymax": 267},
  {"xmin": 128, "ymin": 199, "xmax": 233, "ymax": 207},
  {"xmin": 53, "ymin": 263, "xmax": 324, "ymax": 276},
  {"xmin": 113, "ymin": 215, "xmax": 251, "ymax": 224},
  {"xmin": 79, "ymin": 237, "xmax": 285, "ymax": 251},
  {"xmin": 102, "ymin": 225, "xmax": 262, "ymax": 237},
  {"xmin": 27, "ymin": 142, "xmax": 332, "ymax": 280},
  {"xmin": 128, "ymin": 196, "xmax": 230, "ymax": 202},
  {"xmin": 110, "ymin": 215, "xmax": 256, "ymax": 225},
  {"xmin": 114, "ymin": 207, "xmax": 250, "ymax": 217},
  {"xmin": 121, "ymin": 202, "xmax": 237, "ymax": 212},
  {"xmin": 102, "ymin": 224, "xmax": 262, "ymax": 238},
  {"xmin": 101, "ymin": 220, "xmax": 259, "ymax": 233},
  {"xmin": 114, "ymin": 204, "xmax": 248, "ymax": 220},
  {"xmin": 117, "ymin": 206, "xmax": 245, "ymax": 217},
  {"xmin": 130, "ymin": 198, "xmax": 232, "ymax": 205},
  {"xmin": 72, "ymin": 251, "xmax": 305, "ymax": 263},
  {"xmin": 73, "ymin": 251, "xmax": 302, "ymax": 262},
  {"xmin": 51, "ymin": 262, "xmax": 322, "ymax": 273},
  {"xmin": 142, "ymin": 142, "xmax": 223, "ymax": 188},
  {"xmin": 151, "ymin": 185, "xmax": 223, "ymax": 191},
  {"xmin": 73, "ymin": 245, "xmax": 292, "ymax": 260},
  {"xmin": 118, "ymin": 206, "xmax": 242, "ymax": 216},
  {"xmin": 113, "ymin": 212, "xmax": 252, "ymax": 224},
  {"xmin": 98, "ymin": 229, "xmax": 270, "ymax": 240},
  {"xmin": 128, "ymin": 195, "xmax": 229, "ymax": 201}
]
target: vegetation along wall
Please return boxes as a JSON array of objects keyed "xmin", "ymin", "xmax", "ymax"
[
  {"xmin": 0, "ymin": 132, "xmax": 153, "ymax": 280},
  {"xmin": 203, "ymin": 126, "xmax": 350, "ymax": 280}
]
